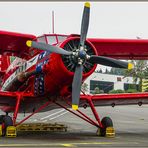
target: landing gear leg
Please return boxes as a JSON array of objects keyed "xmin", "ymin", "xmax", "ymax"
[
  {"xmin": 88, "ymin": 99, "xmax": 115, "ymax": 137},
  {"xmin": 88, "ymin": 99, "xmax": 102, "ymax": 128},
  {"xmin": 13, "ymin": 94, "xmax": 21, "ymax": 125},
  {"xmin": 54, "ymin": 98, "xmax": 115, "ymax": 137}
]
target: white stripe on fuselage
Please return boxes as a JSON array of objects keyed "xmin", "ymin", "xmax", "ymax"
[{"xmin": 1, "ymin": 55, "xmax": 39, "ymax": 90}]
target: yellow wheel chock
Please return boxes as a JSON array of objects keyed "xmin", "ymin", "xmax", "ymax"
[
  {"xmin": 0, "ymin": 125, "xmax": 2, "ymax": 136},
  {"xmin": 106, "ymin": 127, "xmax": 115, "ymax": 138},
  {"xmin": 96, "ymin": 126, "xmax": 115, "ymax": 137},
  {"xmin": 6, "ymin": 126, "xmax": 17, "ymax": 137}
]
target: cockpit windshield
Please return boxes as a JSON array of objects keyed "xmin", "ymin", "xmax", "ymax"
[
  {"xmin": 37, "ymin": 34, "xmax": 68, "ymax": 45},
  {"xmin": 46, "ymin": 35, "xmax": 68, "ymax": 45}
]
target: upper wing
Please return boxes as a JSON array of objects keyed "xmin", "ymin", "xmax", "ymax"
[
  {"xmin": 80, "ymin": 93, "xmax": 148, "ymax": 106},
  {"xmin": 0, "ymin": 30, "xmax": 36, "ymax": 59},
  {"xmin": 88, "ymin": 38, "xmax": 148, "ymax": 60}
]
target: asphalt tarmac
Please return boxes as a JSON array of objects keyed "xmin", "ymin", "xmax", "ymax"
[{"xmin": 0, "ymin": 105, "xmax": 148, "ymax": 147}]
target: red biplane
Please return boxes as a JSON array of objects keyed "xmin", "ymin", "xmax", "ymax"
[{"xmin": 0, "ymin": 2, "xmax": 148, "ymax": 136}]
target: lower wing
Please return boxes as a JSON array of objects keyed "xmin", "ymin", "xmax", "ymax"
[
  {"xmin": 80, "ymin": 93, "xmax": 148, "ymax": 106},
  {"xmin": 0, "ymin": 91, "xmax": 33, "ymax": 112}
]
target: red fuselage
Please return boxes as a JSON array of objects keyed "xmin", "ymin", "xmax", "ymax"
[{"xmin": 1, "ymin": 35, "xmax": 97, "ymax": 101}]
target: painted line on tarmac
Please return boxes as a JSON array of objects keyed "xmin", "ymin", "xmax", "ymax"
[
  {"xmin": 61, "ymin": 144, "xmax": 74, "ymax": 147},
  {"xmin": 49, "ymin": 111, "xmax": 69, "ymax": 120},
  {"xmin": 40, "ymin": 109, "xmax": 65, "ymax": 120},
  {"xmin": 41, "ymin": 110, "xmax": 69, "ymax": 122},
  {"xmin": 0, "ymin": 142, "xmax": 114, "ymax": 147}
]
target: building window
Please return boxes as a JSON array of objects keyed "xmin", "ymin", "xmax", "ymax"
[
  {"xmin": 90, "ymin": 80, "xmax": 114, "ymax": 93},
  {"xmin": 117, "ymin": 77, "xmax": 122, "ymax": 82},
  {"xmin": 124, "ymin": 83, "xmax": 138, "ymax": 91}
]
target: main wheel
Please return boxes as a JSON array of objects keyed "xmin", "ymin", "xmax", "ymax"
[
  {"xmin": 0, "ymin": 115, "xmax": 4, "ymax": 124},
  {"xmin": 100, "ymin": 117, "xmax": 113, "ymax": 136},
  {"xmin": 2, "ymin": 115, "xmax": 13, "ymax": 136}
]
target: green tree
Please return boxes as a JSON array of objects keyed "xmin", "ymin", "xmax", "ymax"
[
  {"xmin": 124, "ymin": 60, "xmax": 148, "ymax": 92},
  {"xmin": 110, "ymin": 67, "xmax": 126, "ymax": 75},
  {"xmin": 94, "ymin": 87, "xmax": 100, "ymax": 94},
  {"xmin": 81, "ymin": 83, "xmax": 88, "ymax": 93},
  {"xmin": 109, "ymin": 89, "xmax": 125, "ymax": 94},
  {"xmin": 104, "ymin": 68, "xmax": 110, "ymax": 74},
  {"xmin": 98, "ymin": 69, "xmax": 103, "ymax": 73}
]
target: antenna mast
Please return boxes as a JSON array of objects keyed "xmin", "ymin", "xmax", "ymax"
[{"xmin": 52, "ymin": 11, "xmax": 55, "ymax": 34}]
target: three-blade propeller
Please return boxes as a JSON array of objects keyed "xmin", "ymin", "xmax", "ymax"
[{"xmin": 26, "ymin": 2, "xmax": 133, "ymax": 111}]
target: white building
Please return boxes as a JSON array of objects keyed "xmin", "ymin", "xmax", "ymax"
[{"xmin": 84, "ymin": 72, "xmax": 139, "ymax": 94}]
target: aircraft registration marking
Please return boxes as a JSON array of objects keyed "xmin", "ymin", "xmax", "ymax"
[
  {"xmin": 34, "ymin": 51, "xmax": 50, "ymax": 95},
  {"xmin": 2, "ymin": 55, "xmax": 39, "ymax": 90}
]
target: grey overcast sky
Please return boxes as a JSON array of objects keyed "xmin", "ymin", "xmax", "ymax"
[{"xmin": 1, "ymin": 2, "xmax": 148, "ymax": 39}]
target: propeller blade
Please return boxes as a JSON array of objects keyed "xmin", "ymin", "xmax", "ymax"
[
  {"xmin": 72, "ymin": 65, "xmax": 83, "ymax": 110},
  {"xmin": 26, "ymin": 40, "xmax": 72, "ymax": 56},
  {"xmin": 80, "ymin": 2, "xmax": 90, "ymax": 47},
  {"xmin": 89, "ymin": 55, "xmax": 134, "ymax": 69}
]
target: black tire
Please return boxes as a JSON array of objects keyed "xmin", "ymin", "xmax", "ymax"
[
  {"xmin": 101, "ymin": 117, "xmax": 113, "ymax": 128},
  {"xmin": 100, "ymin": 117, "xmax": 113, "ymax": 136},
  {"xmin": 2, "ymin": 116, "xmax": 13, "ymax": 136},
  {"xmin": 0, "ymin": 115, "xmax": 4, "ymax": 124}
]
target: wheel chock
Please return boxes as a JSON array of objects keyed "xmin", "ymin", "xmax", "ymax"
[
  {"xmin": 0, "ymin": 125, "xmax": 2, "ymax": 136},
  {"xmin": 105, "ymin": 127, "xmax": 115, "ymax": 138},
  {"xmin": 6, "ymin": 126, "xmax": 17, "ymax": 137},
  {"xmin": 96, "ymin": 128, "xmax": 101, "ymax": 136}
]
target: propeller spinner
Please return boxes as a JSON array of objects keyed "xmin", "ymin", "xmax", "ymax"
[{"xmin": 26, "ymin": 2, "xmax": 134, "ymax": 111}]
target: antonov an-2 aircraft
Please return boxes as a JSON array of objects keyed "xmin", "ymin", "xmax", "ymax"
[{"xmin": 0, "ymin": 2, "xmax": 148, "ymax": 136}]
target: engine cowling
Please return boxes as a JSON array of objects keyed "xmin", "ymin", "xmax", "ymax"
[
  {"xmin": 43, "ymin": 37, "xmax": 97, "ymax": 96},
  {"xmin": 60, "ymin": 37, "xmax": 97, "ymax": 76}
]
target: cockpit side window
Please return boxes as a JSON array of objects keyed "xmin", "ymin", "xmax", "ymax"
[
  {"xmin": 57, "ymin": 36, "xmax": 67, "ymax": 43},
  {"xmin": 46, "ymin": 36, "xmax": 57, "ymax": 45},
  {"xmin": 37, "ymin": 36, "xmax": 47, "ymax": 43}
]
